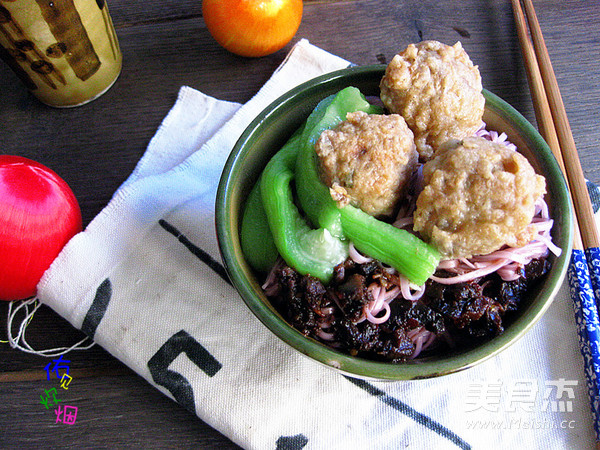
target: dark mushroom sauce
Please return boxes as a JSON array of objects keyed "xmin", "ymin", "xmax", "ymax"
[{"xmin": 264, "ymin": 256, "xmax": 550, "ymax": 362}]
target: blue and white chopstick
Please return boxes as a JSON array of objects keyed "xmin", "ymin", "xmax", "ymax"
[{"xmin": 570, "ymin": 244, "xmax": 600, "ymax": 441}]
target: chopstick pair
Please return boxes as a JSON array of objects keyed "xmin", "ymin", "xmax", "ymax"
[{"xmin": 511, "ymin": 0, "xmax": 600, "ymax": 447}]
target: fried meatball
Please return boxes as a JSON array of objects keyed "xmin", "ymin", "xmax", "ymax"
[
  {"xmin": 315, "ymin": 111, "xmax": 417, "ymax": 218},
  {"xmin": 413, "ymin": 136, "xmax": 546, "ymax": 259},
  {"xmin": 380, "ymin": 40, "xmax": 485, "ymax": 161}
]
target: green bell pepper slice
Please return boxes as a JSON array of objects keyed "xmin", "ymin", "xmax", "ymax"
[
  {"xmin": 259, "ymin": 130, "xmax": 348, "ymax": 283},
  {"xmin": 295, "ymin": 87, "xmax": 382, "ymax": 238},
  {"xmin": 338, "ymin": 206, "xmax": 440, "ymax": 286},
  {"xmin": 240, "ymin": 181, "xmax": 279, "ymax": 273}
]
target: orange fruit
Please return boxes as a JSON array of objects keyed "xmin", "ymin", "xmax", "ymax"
[{"xmin": 202, "ymin": 0, "xmax": 303, "ymax": 57}]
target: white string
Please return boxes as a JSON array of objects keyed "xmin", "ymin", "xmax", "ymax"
[{"xmin": 5, "ymin": 298, "xmax": 95, "ymax": 357}]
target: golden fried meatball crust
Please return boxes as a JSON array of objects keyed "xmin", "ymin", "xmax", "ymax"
[
  {"xmin": 315, "ymin": 111, "xmax": 418, "ymax": 218},
  {"xmin": 413, "ymin": 136, "xmax": 546, "ymax": 259},
  {"xmin": 380, "ymin": 40, "xmax": 485, "ymax": 161}
]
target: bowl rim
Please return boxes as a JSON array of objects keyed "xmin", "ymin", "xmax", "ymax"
[{"xmin": 216, "ymin": 64, "xmax": 573, "ymax": 380}]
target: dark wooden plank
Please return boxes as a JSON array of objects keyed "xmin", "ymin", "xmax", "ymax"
[
  {"xmin": 107, "ymin": 0, "xmax": 201, "ymax": 28},
  {"xmin": 529, "ymin": 0, "xmax": 600, "ymax": 184},
  {"xmin": 0, "ymin": 302, "xmax": 124, "ymax": 373},
  {"xmin": 0, "ymin": 375, "xmax": 240, "ymax": 448}
]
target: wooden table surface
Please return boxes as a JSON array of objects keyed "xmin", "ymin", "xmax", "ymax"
[{"xmin": 1, "ymin": 0, "xmax": 599, "ymax": 447}]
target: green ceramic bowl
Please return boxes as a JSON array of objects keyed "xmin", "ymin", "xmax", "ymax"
[{"xmin": 216, "ymin": 65, "xmax": 573, "ymax": 380}]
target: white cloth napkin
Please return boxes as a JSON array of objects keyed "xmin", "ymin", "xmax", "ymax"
[{"xmin": 36, "ymin": 39, "xmax": 596, "ymax": 449}]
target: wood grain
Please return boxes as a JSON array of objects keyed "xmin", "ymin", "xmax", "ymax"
[
  {"xmin": 511, "ymin": 0, "xmax": 584, "ymax": 251},
  {"xmin": 521, "ymin": 0, "xmax": 600, "ymax": 249},
  {"xmin": 1, "ymin": 0, "xmax": 599, "ymax": 447},
  {"xmin": 1, "ymin": 376, "xmax": 241, "ymax": 448}
]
